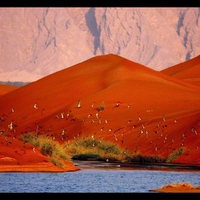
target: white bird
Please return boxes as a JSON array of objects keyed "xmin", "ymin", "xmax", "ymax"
[
  {"xmin": 162, "ymin": 115, "xmax": 166, "ymax": 121},
  {"xmin": 88, "ymin": 114, "xmax": 92, "ymax": 118},
  {"xmin": 61, "ymin": 112, "xmax": 64, "ymax": 119},
  {"xmin": 8, "ymin": 121, "xmax": 13, "ymax": 130},
  {"xmin": 66, "ymin": 113, "xmax": 70, "ymax": 119},
  {"xmin": 77, "ymin": 100, "xmax": 82, "ymax": 108},
  {"xmin": 115, "ymin": 101, "xmax": 120, "ymax": 107},
  {"xmin": 113, "ymin": 101, "xmax": 120, "ymax": 109},
  {"xmin": 61, "ymin": 128, "xmax": 66, "ymax": 135},
  {"xmin": 34, "ymin": 103, "xmax": 38, "ymax": 109},
  {"xmin": 146, "ymin": 130, "xmax": 149, "ymax": 138},
  {"xmin": 91, "ymin": 134, "xmax": 95, "ymax": 140},
  {"xmin": 127, "ymin": 120, "xmax": 132, "ymax": 124},
  {"xmin": 191, "ymin": 127, "xmax": 198, "ymax": 134}
]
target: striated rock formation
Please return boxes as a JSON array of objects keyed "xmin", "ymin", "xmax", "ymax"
[{"xmin": 0, "ymin": 7, "xmax": 200, "ymax": 82}]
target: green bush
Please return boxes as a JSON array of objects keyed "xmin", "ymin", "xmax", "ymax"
[
  {"xmin": 19, "ymin": 133, "xmax": 71, "ymax": 168},
  {"xmin": 65, "ymin": 137, "xmax": 132, "ymax": 162},
  {"xmin": 41, "ymin": 143, "xmax": 53, "ymax": 156},
  {"xmin": 166, "ymin": 148, "xmax": 184, "ymax": 163},
  {"xmin": 72, "ymin": 153, "xmax": 100, "ymax": 160},
  {"xmin": 21, "ymin": 132, "xmax": 186, "ymax": 167},
  {"xmin": 131, "ymin": 154, "xmax": 166, "ymax": 163}
]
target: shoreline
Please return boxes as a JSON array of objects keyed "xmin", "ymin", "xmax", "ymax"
[
  {"xmin": 73, "ymin": 160, "xmax": 200, "ymax": 171},
  {"xmin": 1, "ymin": 160, "xmax": 200, "ymax": 173}
]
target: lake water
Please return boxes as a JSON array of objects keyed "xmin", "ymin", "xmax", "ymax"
[{"xmin": 1, "ymin": 161, "xmax": 200, "ymax": 193}]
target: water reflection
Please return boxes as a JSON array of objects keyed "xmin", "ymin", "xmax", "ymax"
[{"xmin": 74, "ymin": 160, "xmax": 200, "ymax": 172}]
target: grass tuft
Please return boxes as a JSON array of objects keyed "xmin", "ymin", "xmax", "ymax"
[
  {"xmin": 19, "ymin": 132, "xmax": 183, "ymax": 169},
  {"xmin": 131, "ymin": 154, "xmax": 166, "ymax": 163},
  {"xmin": 19, "ymin": 133, "xmax": 71, "ymax": 168},
  {"xmin": 166, "ymin": 148, "xmax": 184, "ymax": 163}
]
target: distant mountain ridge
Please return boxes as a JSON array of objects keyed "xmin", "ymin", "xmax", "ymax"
[
  {"xmin": 0, "ymin": 81, "xmax": 30, "ymax": 87},
  {"xmin": 0, "ymin": 7, "xmax": 200, "ymax": 82}
]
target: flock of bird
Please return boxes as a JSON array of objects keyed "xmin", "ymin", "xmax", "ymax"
[{"xmin": 0, "ymin": 98, "xmax": 200, "ymax": 160}]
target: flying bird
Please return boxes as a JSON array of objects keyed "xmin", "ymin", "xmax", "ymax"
[
  {"xmin": 34, "ymin": 103, "xmax": 38, "ymax": 109},
  {"xmin": 77, "ymin": 100, "xmax": 82, "ymax": 108},
  {"xmin": 113, "ymin": 101, "xmax": 120, "ymax": 109}
]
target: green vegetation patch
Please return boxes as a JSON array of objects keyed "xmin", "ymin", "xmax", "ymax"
[
  {"xmin": 65, "ymin": 137, "xmax": 132, "ymax": 162},
  {"xmin": 19, "ymin": 133, "xmax": 132, "ymax": 167},
  {"xmin": 166, "ymin": 148, "xmax": 184, "ymax": 163},
  {"xmin": 131, "ymin": 154, "xmax": 166, "ymax": 163},
  {"xmin": 20, "ymin": 132, "xmax": 183, "ymax": 168},
  {"xmin": 19, "ymin": 133, "xmax": 71, "ymax": 168},
  {"xmin": 72, "ymin": 153, "xmax": 100, "ymax": 161}
]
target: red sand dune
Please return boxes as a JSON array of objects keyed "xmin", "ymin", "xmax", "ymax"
[
  {"xmin": 162, "ymin": 55, "xmax": 200, "ymax": 86},
  {"xmin": 0, "ymin": 84, "xmax": 19, "ymax": 97},
  {"xmin": 0, "ymin": 54, "xmax": 200, "ymax": 172}
]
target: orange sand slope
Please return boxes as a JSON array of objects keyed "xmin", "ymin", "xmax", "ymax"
[
  {"xmin": 0, "ymin": 54, "xmax": 200, "ymax": 172},
  {"xmin": 162, "ymin": 55, "xmax": 200, "ymax": 86},
  {"xmin": 150, "ymin": 182, "xmax": 200, "ymax": 193},
  {"xmin": 0, "ymin": 84, "xmax": 19, "ymax": 97}
]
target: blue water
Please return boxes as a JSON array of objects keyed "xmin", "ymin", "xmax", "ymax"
[{"xmin": 0, "ymin": 162, "xmax": 200, "ymax": 193}]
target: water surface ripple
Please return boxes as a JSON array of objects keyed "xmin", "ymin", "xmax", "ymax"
[{"xmin": 1, "ymin": 164, "xmax": 200, "ymax": 193}]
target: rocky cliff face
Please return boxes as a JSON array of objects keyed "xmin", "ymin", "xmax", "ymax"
[{"xmin": 0, "ymin": 7, "xmax": 200, "ymax": 81}]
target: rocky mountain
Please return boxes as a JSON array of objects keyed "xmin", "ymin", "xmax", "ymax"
[{"xmin": 0, "ymin": 7, "xmax": 200, "ymax": 82}]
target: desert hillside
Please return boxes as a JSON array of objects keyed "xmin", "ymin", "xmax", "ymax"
[
  {"xmin": 0, "ymin": 7, "xmax": 200, "ymax": 82},
  {"xmin": 162, "ymin": 55, "xmax": 200, "ymax": 86},
  {"xmin": 0, "ymin": 54, "xmax": 200, "ymax": 172},
  {"xmin": 0, "ymin": 84, "xmax": 19, "ymax": 97}
]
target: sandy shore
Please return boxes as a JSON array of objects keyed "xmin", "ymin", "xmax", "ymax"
[{"xmin": 150, "ymin": 182, "xmax": 200, "ymax": 193}]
